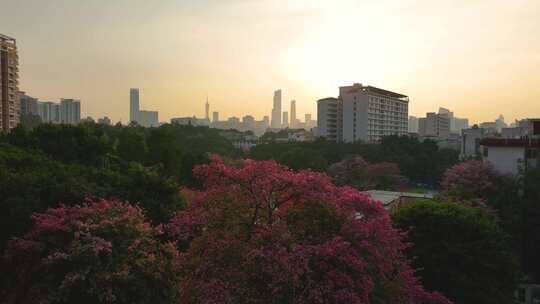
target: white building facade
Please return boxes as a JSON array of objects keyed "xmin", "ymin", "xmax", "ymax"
[{"xmin": 317, "ymin": 84, "xmax": 408, "ymax": 143}]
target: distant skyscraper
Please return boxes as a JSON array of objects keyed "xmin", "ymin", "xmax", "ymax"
[
  {"xmin": 129, "ymin": 88, "xmax": 158, "ymax": 127},
  {"xmin": 19, "ymin": 92, "xmax": 38, "ymax": 116},
  {"xmin": 130, "ymin": 88, "xmax": 139, "ymax": 123},
  {"xmin": 283, "ymin": 111, "xmax": 289, "ymax": 128},
  {"xmin": 212, "ymin": 111, "xmax": 219, "ymax": 123},
  {"xmin": 0, "ymin": 34, "xmax": 19, "ymax": 132},
  {"xmin": 60, "ymin": 98, "xmax": 81, "ymax": 124},
  {"xmin": 305, "ymin": 113, "xmax": 311, "ymax": 123},
  {"xmin": 271, "ymin": 90, "xmax": 282, "ymax": 128},
  {"xmin": 408, "ymin": 116, "xmax": 419, "ymax": 133},
  {"xmin": 290, "ymin": 100, "xmax": 296, "ymax": 128},
  {"xmin": 205, "ymin": 97, "xmax": 210, "ymax": 120},
  {"xmin": 418, "ymin": 112, "xmax": 450, "ymax": 138}
]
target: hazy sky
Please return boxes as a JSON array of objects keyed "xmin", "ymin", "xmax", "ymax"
[{"xmin": 2, "ymin": 0, "xmax": 539, "ymax": 124}]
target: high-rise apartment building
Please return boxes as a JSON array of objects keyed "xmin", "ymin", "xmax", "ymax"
[
  {"xmin": 418, "ymin": 112, "xmax": 450, "ymax": 138},
  {"xmin": 317, "ymin": 97, "xmax": 342, "ymax": 141},
  {"xmin": 212, "ymin": 111, "xmax": 219, "ymax": 123},
  {"xmin": 438, "ymin": 107, "xmax": 469, "ymax": 133},
  {"xmin": 60, "ymin": 98, "xmax": 81, "ymax": 124},
  {"xmin": 19, "ymin": 91, "xmax": 38, "ymax": 116},
  {"xmin": 271, "ymin": 90, "xmax": 282, "ymax": 128},
  {"xmin": 282, "ymin": 111, "xmax": 289, "ymax": 128},
  {"xmin": 317, "ymin": 83, "xmax": 408, "ymax": 142},
  {"xmin": 408, "ymin": 116, "xmax": 419, "ymax": 133},
  {"xmin": 0, "ymin": 34, "xmax": 19, "ymax": 132},
  {"xmin": 305, "ymin": 113, "xmax": 312, "ymax": 124},
  {"xmin": 290, "ymin": 100, "xmax": 296, "ymax": 128},
  {"xmin": 130, "ymin": 88, "xmax": 139, "ymax": 123},
  {"xmin": 454, "ymin": 118, "xmax": 469, "ymax": 132}
]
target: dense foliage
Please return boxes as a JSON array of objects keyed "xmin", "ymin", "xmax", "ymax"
[
  {"xmin": 441, "ymin": 160, "xmax": 499, "ymax": 199},
  {"xmin": 249, "ymin": 136, "xmax": 459, "ymax": 186},
  {"xmin": 0, "ymin": 143, "xmax": 183, "ymax": 246},
  {"xmin": 328, "ymin": 156, "xmax": 407, "ymax": 191},
  {"xmin": 0, "ymin": 123, "xmax": 235, "ymax": 245},
  {"xmin": 392, "ymin": 200, "xmax": 519, "ymax": 304},
  {"xmin": 167, "ymin": 156, "xmax": 450, "ymax": 303},
  {"xmin": 3, "ymin": 122, "xmax": 234, "ymax": 184},
  {"xmin": 441, "ymin": 161, "xmax": 540, "ymax": 283},
  {"xmin": 2, "ymin": 199, "xmax": 180, "ymax": 304}
]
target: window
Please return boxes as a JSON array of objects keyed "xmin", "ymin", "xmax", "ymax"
[{"xmin": 483, "ymin": 147, "xmax": 488, "ymax": 157}]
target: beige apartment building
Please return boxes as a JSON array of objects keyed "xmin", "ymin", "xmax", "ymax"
[
  {"xmin": 317, "ymin": 84, "xmax": 409, "ymax": 143},
  {"xmin": 0, "ymin": 34, "xmax": 19, "ymax": 132}
]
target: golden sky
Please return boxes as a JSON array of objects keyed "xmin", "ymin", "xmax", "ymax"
[{"xmin": 2, "ymin": 0, "xmax": 539, "ymax": 124}]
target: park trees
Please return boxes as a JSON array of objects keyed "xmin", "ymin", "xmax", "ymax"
[
  {"xmin": 392, "ymin": 200, "xmax": 519, "ymax": 304},
  {"xmin": 167, "ymin": 155, "xmax": 449, "ymax": 304},
  {"xmin": 2, "ymin": 199, "xmax": 180, "ymax": 304},
  {"xmin": 328, "ymin": 156, "xmax": 407, "ymax": 191}
]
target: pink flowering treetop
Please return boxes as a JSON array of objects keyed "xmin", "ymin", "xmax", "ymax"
[
  {"xmin": 168, "ymin": 155, "xmax": 451, "ymax": 304},
  {"xmin": 2, "ymin": 199, "xmax": 180, "ymax": 304},
  {"xmin": 441, "ymin": 160, "xmax": 499, "ymax": 199},
  {"xmin": 328, "ymin": 156, "xmax": 407, "ymax": 191}
]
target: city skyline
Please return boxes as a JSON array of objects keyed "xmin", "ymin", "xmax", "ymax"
[{"xmin": 1, "ymin": 0, "xmax": 539, "ymax": 124}]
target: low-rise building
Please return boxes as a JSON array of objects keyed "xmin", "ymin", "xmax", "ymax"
[
  {"xmin": 219, "ymin": 129, "xmax": 258, "ymax": 149},
  {"xmin": 363, "ymin": 190, "xmax": 435, "ymax": 210},
  {"xmin": 171, "ymin": 116, "xmax": 209, "ymax": 127},
  {"xmin": 480, "ymin": 138, "xmax": 540, "ymax": 175}
]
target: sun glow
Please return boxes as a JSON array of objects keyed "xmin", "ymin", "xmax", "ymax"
[{"xmin": 282, "ymin": 2, "xmax": 416, "ymax": 97}]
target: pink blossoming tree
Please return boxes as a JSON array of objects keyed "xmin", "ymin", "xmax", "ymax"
[
  {"xmin": 2, "ymin": 199, "xmax": 180, "ymax": 304},
  {"xmin": 441, "ymin": 160, "xmax": 498, "ymax": 199},
  {"xmin": 168, "ymin": 155, "xmax": 450, "ymax": 304}
]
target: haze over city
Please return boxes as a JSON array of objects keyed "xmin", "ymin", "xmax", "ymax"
[{"xmin": 1, "ymin": 0, "xmax": 539, "ymax": 124}]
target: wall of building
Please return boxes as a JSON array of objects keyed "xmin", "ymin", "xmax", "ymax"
[{"xmin": 486, "ymin": 146, "xmax": 525, "ymax": 175}]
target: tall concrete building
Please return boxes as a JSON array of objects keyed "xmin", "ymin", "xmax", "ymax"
[
  {"xmin": 282, "ymin": 111, "xmax": 289, "ymax": 128},
  {"xmin": 438, "ymin": 107, "xmax": 469, "ymax": 133},
  {"xmin": 408, "ymin": 116, "xmax": 419, "ymax": 133},
  {"xmin": 212, "ymin": 111, "xmax": 219, "ymax": 123},
  {"xmin": 205, "ymin": 97, "xmax": 210, "ymax": 120},
  {"xmin": 317, "ymin": 97, "xmax": 342, "ymax": 141},
  {"xmin": 305, "ymin": 114, "xmax": 312, "ymax": 126},
  {"xmin": 317, "ymin": 83, "xmax": 408, "ymax": 142},
  {"xmin": 271, "ymin": 90, "xmax": 282, "ymax": 128},
  {"xmin": 438, "ymin": 107, "xmax": 454, "ymax": 131},
  {"xmin": 129, "ymin": 88, "xmax": 158, "ymax": 127},
  {"xmin": 418, "ymin": 112, "xmax": 450, "ymax": 138},
  {"xmin": 37, "ymin": 101, "xmax": 59, "ymax": 123},
  {"xmin": 60, "ymin": 99, "xmax": 81, "ymax": 124},
  {"xmin": 0, "ymin": 34, "xmax": 19, "ymax": 132},
  {"xmin": 138, "ymin": 110, "xmax": 158, "ymax": 127},
  {"xmin": 290, "ymin": 99, "xmax": 296, "ymax": 128},
  {"xmin": 19, "ymin": 91, "xmax": 38, "ymax": 116},
  {"xmin": 130, "ymin": 88, "xmax": 139, "ymax": 123},
  {"xmin": 454, "ymin": 118, "xmax": 469, "ymax": 132}
]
